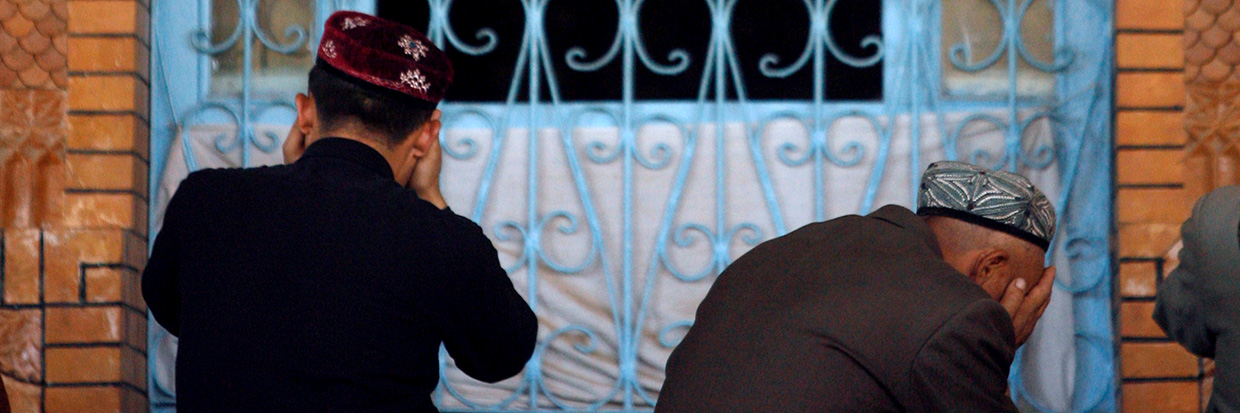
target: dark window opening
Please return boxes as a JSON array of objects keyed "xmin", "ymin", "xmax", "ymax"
[{"xmin": 377, "ymin": 0, "xmax": 882, "ymax": 102}]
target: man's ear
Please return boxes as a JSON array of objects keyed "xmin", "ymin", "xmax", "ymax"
[
  {"xmin": 409, "ymin": 109, "xmax": 443, "ymax": 157},
  {"xmin": 295, "ymin": 93, "xmax": 317, "ymax": 135},
  {"xmin": 972, "ymin": 248, "xmax": 1011, "ymax": 286}
]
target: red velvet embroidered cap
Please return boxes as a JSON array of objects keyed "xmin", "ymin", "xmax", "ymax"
[{"xmin": 317, "ymin": 11, "xmax": 453, "ymax": 105}]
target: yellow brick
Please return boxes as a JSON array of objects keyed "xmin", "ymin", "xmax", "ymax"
[
  {"xmin": 1120, "ymin": 261, "xmax": 1159, "ymax": 297},
  {"xmin": 1121, "ymin": 302, "xmax": 1166, "ymax": 338},
  {"xmin": 47, "ymin": 387, "xmax": 123, "ymax": 413},
  {"xmin": 1118, "ymin": 73, "xmax": 1187, "ymax": 108},
  {"xmin": 68, "ymin": 114, "xmax": 149, "ymax": 159},
  {"xmin": 1117, "ymin": 188, "xmax": 1193, "ymax": 224},
  {"xmin": 62, "ymin": 193, "xmax": 146, "ymax": 229},
  {"xmin": 1122, "ymin": 342, "xmax": 1200, "ymax": 378},
  {"xmin": 1117, "ymin": 33, "xmax": 1185, "ymax": 69},
  {"xmin": 66, "ymin": 153, "xmax": 146, "ymax": 191},
  {"xmin": 1116, "ymin": 111, "xmax": 1187, "ymax": 146},
  {"xmin": 1118, "ymin": 223, "xmax": 1182, "ymax": 258},
  {"xmin": 45, "ymin": 307, "xmax": 124, "ymax": 344},
  {"xmin": 67, "ymin": 1, "xmax": 140, "ymax": 35},
  {"xmin": 1117, "ymin": 150, "xmax": 1184, "ymax": 185},
  {"xmin": 1117, "ymin": 0, "xmax": 1184, "ymax": 30},
  {"xmin": 69, "ymin": 75, "xmax": 146, "ymax": 112},
  {"xmin": 1122, "ymin": 381, "xmax": 1200, "ymax": 413},
  {"xmin": 68, "ymin": 36, "xmax": 147, "ymax": 79},
  {"xmin": 46, "ymin": 348, "xmax": 121, "ymax": 383}
]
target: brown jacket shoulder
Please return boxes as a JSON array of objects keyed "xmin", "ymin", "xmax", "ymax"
[{"xmin": 658, "ymin": 205, "xmax": 1016, "ymax": 412}]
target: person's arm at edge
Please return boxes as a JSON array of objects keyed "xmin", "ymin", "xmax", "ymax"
[
  {"xmin": 430, "ymin": 208, "xmax": 539, "ymax": 383},
  {"xmin": 141, "ymin": 174, "xmax": 200, "ymax": 337},
  {"xmin": 1153, "ymin": 195, "xmax": 1216, "ymax": 358}
]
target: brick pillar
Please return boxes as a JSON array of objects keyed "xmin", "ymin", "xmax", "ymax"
[
  {"xmin": 1114, "ymin": 0, "xmax": 1217, "ymax": 411},
  {"xmin": 0, "ymin": 0, "xmax": 149, "ymax": 411}
]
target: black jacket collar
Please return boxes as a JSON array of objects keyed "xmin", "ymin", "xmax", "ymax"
[
  {"xmin": 869, "ymin": 205, "xmax": 944, "ymax": 259},
  {"xmin": 299, "ymin": 137, "xmax": 395, "ymax": 181}
]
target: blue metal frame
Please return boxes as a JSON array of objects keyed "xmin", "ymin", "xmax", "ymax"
[{"xmin": 149, "ymin": 0, "xmax": 1115, "ymax": 411}]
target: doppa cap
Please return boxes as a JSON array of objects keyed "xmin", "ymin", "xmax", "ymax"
[
  {"xmin": 917, "ymin": 161, "xmax": 1056, "ymax": 250},
  {"xmin": 317, "ymin": 11, "xmax": 453, "ymax": 105}
]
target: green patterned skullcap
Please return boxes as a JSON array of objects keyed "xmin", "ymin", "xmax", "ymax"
[{"xmin": 916, "ymin": 161, "xmax": 1056, "ymax": 251}]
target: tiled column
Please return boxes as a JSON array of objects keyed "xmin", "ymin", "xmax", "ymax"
[
  {"xmin": 1114, "ymin": 0, "xmax": 1222, "ymax": 411},
  {"xmin": 1, "ymin": 0, "xmax": 69, "ymax": 409},
  {"xmin": 0, "ymin": 0, "xmax": 149, "ymax": 411}
]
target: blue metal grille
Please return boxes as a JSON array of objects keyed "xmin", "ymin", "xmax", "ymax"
[{"xmin": 149, "ymin": 0, "xmax": 1115, "ymax": 411}]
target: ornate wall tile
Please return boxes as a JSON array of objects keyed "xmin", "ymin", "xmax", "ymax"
[
  {"xmin": 1184, "ymin": 82, "xmax": 1240, "ymax": 198},
  {"xmin": 0, "ymin": 89, "xmax": 67, "ymax": 228},
  {"xmin": 0, "ymin": 309, "xmax": 42, "ymax": 383},
  {"xmin": 1187, "ymin": 0, "xmax": 1231, "ymax": 83},
  {"xmin": 3, "ymin": 378, "xmax": 41, "ymax": 413},
  {"xmin": 1185, "ymin": 0, "xmax": 1240, "ymax": 201},
  {"xmin": 0, "ymin": 0, "xmax": 65, "ymax": 89}
]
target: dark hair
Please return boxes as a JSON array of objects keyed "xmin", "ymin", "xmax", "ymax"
[{"xmin": 308, "ymin": 61, "xmax": 435, "ymax": 147}]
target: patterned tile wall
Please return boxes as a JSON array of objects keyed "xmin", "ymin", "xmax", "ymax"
[
  {"xmin": 0, "ymin": 0, "xmax": 67, "ymax": 89},
  {"xmin": 0, "ymin": 0, "xmax": 70, "ymax": 411},
  {"xmin": 1185, "ymin": 0, "xmax": 1240, "ymax": 196},
  {"xmin": 0, "ymin": 89, "xmax": 67, "ymax": 229}
]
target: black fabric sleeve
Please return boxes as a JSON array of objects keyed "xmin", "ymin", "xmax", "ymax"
[
  {"xmin": 429, "ymin": 208, "xmax": 538, "ymax": 383},
  {"xmin": 907, "ymin": 299, "xmax": 1018, "ymax": 412},
  {"xmin": 142, "ymin": 176, "xmax": 195, "ymax": 337}
]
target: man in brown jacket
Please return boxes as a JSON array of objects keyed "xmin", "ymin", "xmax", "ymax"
[{"xmin": 658, "ymin": 161, "xmax": 1056, "ymax": 412}]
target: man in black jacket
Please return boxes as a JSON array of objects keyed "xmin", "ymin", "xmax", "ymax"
[
  {"xmin": 142, "ymin": 11, "xmax": 537, "ymax": 412},
  {"xmin": 1154, "ymin": 186, "xmax": 1240, "ymax": 412},
  {"xmin": 658, "ymin": 161, "xmax": 1056, "ymax": 412}
]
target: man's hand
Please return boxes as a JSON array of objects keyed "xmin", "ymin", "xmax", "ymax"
[
  {"xmin": 999, "ymin": 267, "xmax": 1055, "ymax": 347},
  {"xmin": 282, "ymin": 124, "xmax": 308, "ymax": 164},
  {"xmin": 406, "ymin": 137, "xmax": 448, "ymax": 209}
]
